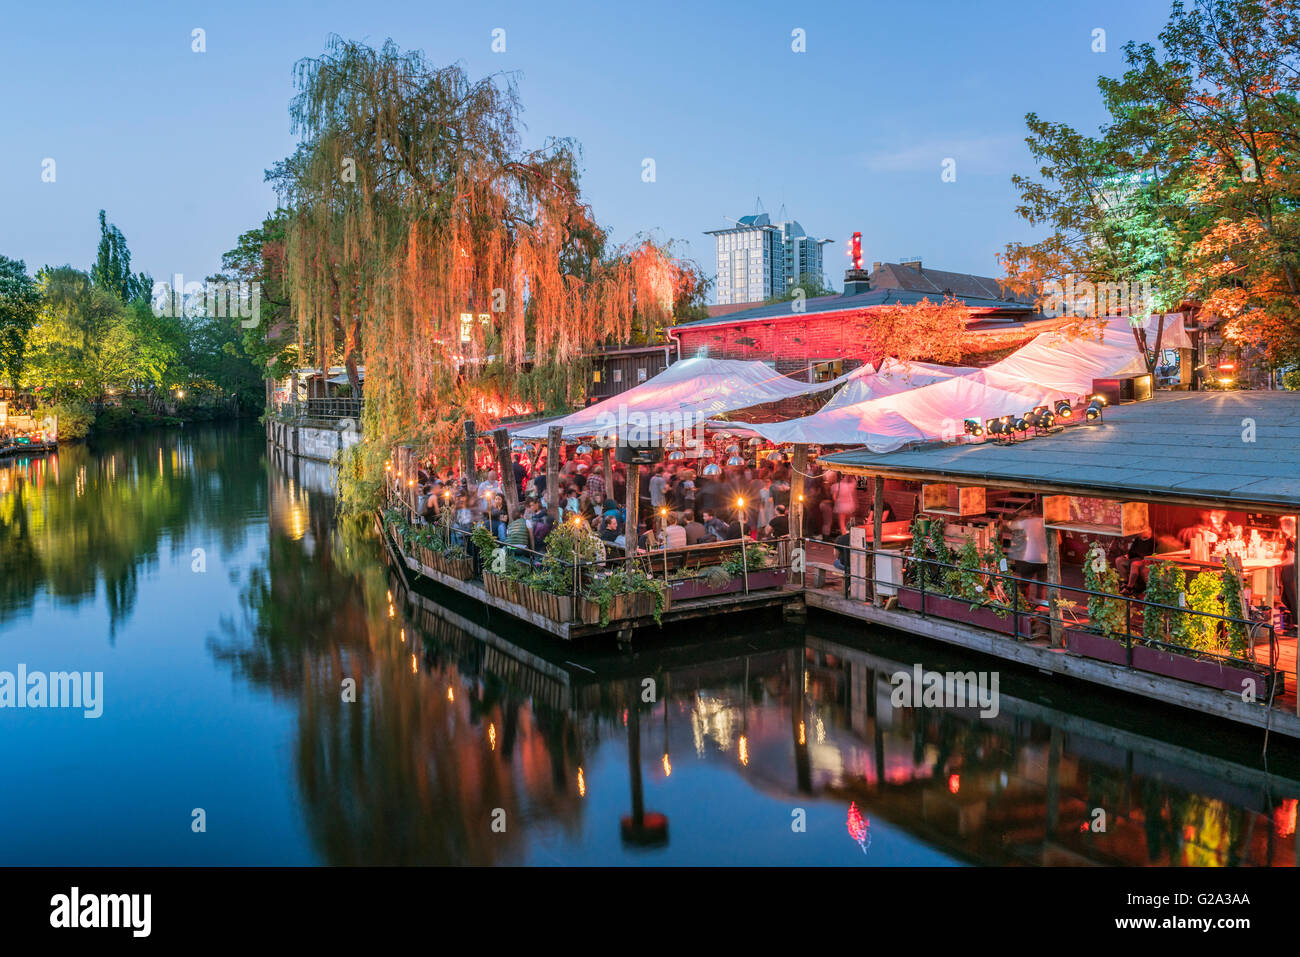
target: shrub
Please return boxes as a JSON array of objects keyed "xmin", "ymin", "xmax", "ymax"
[{"xmin": 45, "ymin": 398, "xmax": 94, "ymax": 441}]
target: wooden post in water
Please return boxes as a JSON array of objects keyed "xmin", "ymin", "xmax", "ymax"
[
  {"xmin": 1292, "ymin": 514, "xmax": 1299, "ymax": 716},
  {"xmin": 491, "ymin": 428, "xmax": 520, "ymax": 517},
  {"xmin": 790, "ymin": 443, "xmax": 808, "ymax": 537},
  {"xmin": 624, "ymin": 462, "xmax": 641, "ymax": 565},
  {"xmin": 872, "ymin": 475, "xmax": 885, "ymax": 607},
  {"xmin": 789, "ymin": 444, "xmax": 809, "ymax": 586},
  {"xmin": 546, "ymin": 426, "xmax": 562, "ymax": 523},
  {"xmin": 1046, "ymin": 523, "xmax": 1063, "ymax": 647},
  {"xmin": 602, "ymin": 445, "xmax": 614, "ymax": 507},
  {"xmin": 462, "ymin": 420, "xmax": 477, "ymax": 485}
]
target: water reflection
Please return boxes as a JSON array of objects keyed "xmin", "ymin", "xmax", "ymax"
[{"xmin": 1, "ymin": 427, "xmax": 1296, "ymax": 865}]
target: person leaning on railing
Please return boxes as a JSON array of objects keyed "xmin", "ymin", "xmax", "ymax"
[{"xmin": 506, "ymin": 506, "xmax": 532, "ymax": 554}]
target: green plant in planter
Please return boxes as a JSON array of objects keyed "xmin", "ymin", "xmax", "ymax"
[
  {"xmin": 584, "ymin": 562, "xmax": 667, "ymax": 626},
  {"xmin": 1185, "ymin": 569, "xmax": 1225, "ymax": 652},
  {"xmin": 946, "ymin": 537, "xmax": 984, "ymax": 606},
  {"xmin": 1082, "ymin": 543, "xmax": 1125, "ymax": 640},
  {"xmin": 527, "ymin": 565, "xmax": 571, "ymax": 595},
  {"xmin": 906, "ymin": 517, "xmax": 950, "ymax": 590},
  {"xmin": 1141, "ymin": 560, "xmax": 1189, "ymax": 648},
  {"xmin": 469, "ymin": 523, "xmax": 498, "ymax": 568},
  {"xmin": 720, "ymin": 542, "xmax": 772, "ymax": 579},
  {"xmin": 1219, "ymin": 565, "xmax": 1249, "ymax": 658},
  {"xmin": 542, "ymin": 519, "xmax": 604, "ymax": 582}
]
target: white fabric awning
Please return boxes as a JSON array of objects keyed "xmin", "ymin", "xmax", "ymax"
[
  {"xmin": 511, "ymin": 357, "xmax": 864, "ymax": 441},
  {"xmin": 736, "ymin": 315, "xmax": 1162, "ymax": 451},
  {"xmin": 822, "ymin": 357, "xmax": 978, "ymax": 411}
]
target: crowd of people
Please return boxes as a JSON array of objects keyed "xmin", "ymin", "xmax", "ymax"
[{"xmin": 395, "ymin": 443, "xmax": 890, "ymax": 559}]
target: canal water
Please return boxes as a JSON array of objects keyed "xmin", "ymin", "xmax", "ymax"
[{"xmin": 1, "ymin": 423, "xmax": 1296, "ymax": 866}]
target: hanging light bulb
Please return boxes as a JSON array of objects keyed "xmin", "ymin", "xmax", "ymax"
[
  {"xmin": 702, "ymin": 463, "xmax": 722, "ymax": 477},
  {"xmin": 668, "ymin": 450, "xmax": 685, "ymax": 461},
  {"xmin": 727, "ymin": 455, "xmax": 745, "ymax": 466},
  {"xmin": 575, "ymin": 443, "xmax": 593, "ymax": 455}
]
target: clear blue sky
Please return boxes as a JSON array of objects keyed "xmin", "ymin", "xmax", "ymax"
[{"xmin": 0, "ymin": 0, "xmax": 1175, "ymax": 302}]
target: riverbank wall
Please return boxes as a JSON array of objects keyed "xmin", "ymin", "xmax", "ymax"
[{"xmin": 266, "ymin": 418, "xmax": 361, "ymax": 463}]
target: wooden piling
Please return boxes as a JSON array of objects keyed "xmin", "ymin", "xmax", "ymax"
[
  {"xmin": 790, "ymin": 444, "xmax": 808, "ymax": 542},
  {"xmin": 872, "ymin": 474, "xmax": 884, "ymax": 607},
  {"xmin": 491, "ymin": 428, "xmax": 520, "ymax": 517},
  {"xmin": 1046, "ymin": 523, "xmax": 1063, "ymax": 647},
  {"xmin": 462, "ymin": 420, "xmax": 477, "ymax": 485},
  {"xmin": 625, "ymin": 462, "xmax": 641, "ymax": 565},
  {"xmin": 547, "ymin": 426, "xmax": 562, "ymax": 523}
]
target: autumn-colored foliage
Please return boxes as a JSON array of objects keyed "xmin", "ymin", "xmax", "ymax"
[
  {"xmin": 271, "ymin": 37, "xmax": 687, "ymax": 508},
  {"xmin": 1001, "ymin": 0, "xmax": 1300, "ymax": 371}
]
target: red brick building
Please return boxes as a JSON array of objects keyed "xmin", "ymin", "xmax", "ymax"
[{"xmin": 670, "ymin": 260, "xmax": 1062, "ymax": 381}]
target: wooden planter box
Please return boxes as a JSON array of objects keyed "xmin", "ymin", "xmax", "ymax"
[
  {"xmin": 669, "ymin": 569, "xmax": 788, "ymax": 602},
  {"xmin": 1064, "ymin": 627, "xmax": 1280, "ymax": 697},
  {"xmin": 1131, "ymin": 644, "xmax": 1279, "ymax": 697},
  {"xmin": 1064, "ymin": 627, "xmax": 1129, "ymax": 665},
  {"xmin": 483, "ymin": 572, "xmax": 520, "ymax": 603},
  {"xmin": 897, "ymin": 586, "xmax": 1030, "ymax": 636},
  {"xmin": 443, "ymin": 556, "xmax": 473, "ymax": 581}
]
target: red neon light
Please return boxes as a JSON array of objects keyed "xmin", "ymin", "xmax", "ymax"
[
  {"xmin": 847, "ymin": 801, "xmax": 869, "ymax": 843},
  {"xmin": 850, "ymin": 232, "xmax": 863, "ymax": 271}
]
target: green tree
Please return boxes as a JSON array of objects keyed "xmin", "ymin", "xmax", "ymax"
[
  {"xmin": 1002, "ymin": 0, "xmax": 1300, "ymax": 375},
  {"xmin": 765, "ymin": 271, "xmax": 836, "ymax": 303},
  {"xmin": 0, "ymin": 255, "xmax": 41, "ymax": 387},
  {"xmin": 27, "ymin": 267, "xmax": 133, "ymax": 406},
  {"xmin": 91, "ymin": 210, "xmax": 151, "ymax": 304}
]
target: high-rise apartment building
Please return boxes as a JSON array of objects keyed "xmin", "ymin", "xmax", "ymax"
[{"xmin": 705, "ymin": 213, "xmax": 832, "ymax": 304}]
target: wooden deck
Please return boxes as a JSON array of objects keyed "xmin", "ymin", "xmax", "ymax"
[
  {"xmin": 375, "ymin": 513, "xmax": 801, "ymax": 641},
  {"xmin": 805, "ymin": 585, "xmax": 1300, "ymax": 742}
]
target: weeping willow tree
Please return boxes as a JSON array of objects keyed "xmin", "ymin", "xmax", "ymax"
[{"xmin": 272, "ymin": 37, "xmax": 679, "ymax": 511}]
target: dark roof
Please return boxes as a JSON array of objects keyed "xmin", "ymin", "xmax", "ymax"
[
  {"xmin": 819, "ymin": 391, "xmax": 1300, "ymax": 512},
  {"xmin": 872, "ymin": 262, "xmax": 1033, "ymax": 304},
  {"xmin": 677, "ymin": 286, "xmax": 1036, "ymax": 331}
]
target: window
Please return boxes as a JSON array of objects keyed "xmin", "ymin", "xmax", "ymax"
[{"xmin": 637, "ymin": 367, "xmax": 647, "ymax": 382}]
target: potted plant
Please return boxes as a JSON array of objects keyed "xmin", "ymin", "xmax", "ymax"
[{"xmin": 1063, "ymin": 543, "xmax": 1131, "ymax": 664}]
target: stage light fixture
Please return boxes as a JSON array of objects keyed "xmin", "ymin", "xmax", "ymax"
[
  {"xmin": 1085, "ymin": 397, "xmax": 1105, "ymax": 421},
  {"xmin": 963, "ymin": 418, "xmax": 984, "ymax": 436},
  {"xmin": 1054, "ymin": 400, "xmax": 1073, "ymax": 419}
]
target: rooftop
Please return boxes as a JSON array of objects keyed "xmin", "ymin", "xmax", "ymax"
[
  {"xmin": 819, "ymin": 391, "xmax": 1300, "ymax": 513},
  {"xmin": 681, "ymin": 261, "xmax": 1038, "ymax": 330}
]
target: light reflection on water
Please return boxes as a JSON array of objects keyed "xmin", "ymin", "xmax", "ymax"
[{"xmin": 0, "ymin": 424, "xmax": 1295, "ymax": 866}]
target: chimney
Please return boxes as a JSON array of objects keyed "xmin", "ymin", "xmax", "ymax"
[
  {"xmin": 871, "ymin": 261, "xmax": 881, "ymax": 274},
  {"xmin": 901, "ymin": 259, "xmax": 922, "ymax": 271},
  {"xmin": 842, "ymin": 267, "xmax": 871, "ymax": 296}
]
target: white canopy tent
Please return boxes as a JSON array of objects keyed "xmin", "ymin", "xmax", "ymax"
[
  {"xmin": 510, "ymin": 356, "xmax": 870, "ymax": 441},
  {"xmin": 822, "ymin": 357, "xmax": 978, "ymax": 411},
  {"xmin": 736, "ymin": 314, "xmax": 1164, "ymax": 452}
]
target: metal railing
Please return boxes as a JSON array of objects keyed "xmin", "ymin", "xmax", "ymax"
[
  {"xmin": 817, "ymin": 535, "xmax": 1288, "ymax": 700},
  {"xmin": 274, "ymin": 397, "xmax": 363, "ymax": 422},
  {"xmin": 382, "ymin": 485, "xmax": 797, "ymax": 623}
]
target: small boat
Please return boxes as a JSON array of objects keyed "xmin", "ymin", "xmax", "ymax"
[{"xmin": 0, "ymin": 438, "xmax": 57, "ymax": 458}]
